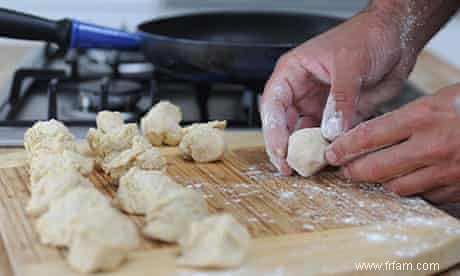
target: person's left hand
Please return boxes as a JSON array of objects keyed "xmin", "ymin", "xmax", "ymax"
[{"xmin": 325, "ymin": 83, "xmax": 460, "ymax": 204}]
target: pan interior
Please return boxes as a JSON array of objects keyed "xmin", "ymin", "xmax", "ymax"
[{"xmin": 138, "ymin": 12, "xmax": 342, "ymax": 46}]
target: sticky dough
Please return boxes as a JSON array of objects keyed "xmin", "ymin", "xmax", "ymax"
[
  {"xmin": 143, "ymin": 188, "xmax": 209, "ymax": 242},
  {"xmin": 29, "ymin": 150, "xmax": 94, "ymax": 185},
  {"xmin": 141, "ymin": 101, "xmax": 183, "ymax": 146},
  {"xmin": 101, "ymin": 136, "xmax": 166, "ymax": 182},
  {"xmin": 177, "ymin": 214, "xmax": 250, "ymax": 268},
  {"xmin": 115, "ymin": 167, "xmax": 182, "ymax": 215},
  {"xmin": 179, "ymin": 121, "xmax": 226, "ymax": 162},
  {"xmin": 24, "ymin": 119, "xmax": 76, "ymax": 156},
  {"xmin": 286, "ymin": 128, "xmax": 329, "ymax": 177},
  {"xmin": 26, "ymin": 169, "xmax": 91, "ymax": 216},
  {"xmin": 36, "ymin": 187, "xmax": 111, "ymax": 247}
]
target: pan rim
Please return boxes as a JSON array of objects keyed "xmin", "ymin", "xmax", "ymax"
[{"xmin": 137, "ymin": 11, "xmax": 344, "ymax": 48}]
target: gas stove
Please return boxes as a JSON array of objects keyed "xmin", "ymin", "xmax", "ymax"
[
  {"xmin": 0, "ymin": 44, "xmax": 262, "ymax": 145},
  {"xmin": 0, "ymin": 44, "xmax": 424, "ymax": 146}
]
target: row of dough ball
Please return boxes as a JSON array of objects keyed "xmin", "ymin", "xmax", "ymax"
[
  {"xmin": 115, "ymin": 166, "xmax": 250, "ymax": 268},
  {"xmin": 24, "ymin": 120, "xmax": 140, "ymax": 273},
  {"xmin": 25, "ymin": 119, "xmax": 249, "ymax": 270}
]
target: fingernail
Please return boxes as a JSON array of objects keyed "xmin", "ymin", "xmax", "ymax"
[
  {"xmin": 321, "ymin": 94, "xmax": 344, "ymax": 141},
  {"xmin": 325, "ymin": 149, "xmax": 338, "ymax": 165}
]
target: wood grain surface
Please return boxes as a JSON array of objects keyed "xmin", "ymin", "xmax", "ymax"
[
  {"xmin": 0, "ymin": 45, "xmax": 459, "ymax": 275},
  {"xmin": 0, "ymin": 143, "xmax": 459, "ymax": 275}
]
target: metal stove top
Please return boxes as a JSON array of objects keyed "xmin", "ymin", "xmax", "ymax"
[{"xmin": 0, "ymin": 44, "xmax": 425, "ymax": 146}]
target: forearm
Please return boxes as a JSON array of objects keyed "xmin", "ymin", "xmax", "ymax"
[{"xmin": 367, "ymin": 0, "xmax": 460, "ymax": 53}]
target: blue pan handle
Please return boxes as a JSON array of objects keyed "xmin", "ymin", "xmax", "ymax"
[
  {"xmin": 0, "ymin": 8, "xmax": 143, "ymax": 51},
  {"xmin": 69, "ymin": 20, "xmax": 143, "ymax": 50}
]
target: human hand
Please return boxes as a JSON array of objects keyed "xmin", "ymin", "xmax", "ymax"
[
  {"xmin": 326, "ymin": 84, "xmax": 460, "ymax": 204},
  {"xmin": 260, "ymin": 7, "xmax": 417, "ymax": 175}
]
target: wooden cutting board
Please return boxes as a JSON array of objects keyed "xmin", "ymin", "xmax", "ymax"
[{"xmin": 0, "ymin": 144, "xmax": 459, "ymax": 275}]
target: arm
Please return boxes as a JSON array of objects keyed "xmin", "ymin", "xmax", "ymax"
[
  {"xmin": 367, "ymin": 0, "xmax": 460, "ymax": 54},
  {"xmin": 320, "ymin": 0, "xmax": 460, "ymax": 141}
]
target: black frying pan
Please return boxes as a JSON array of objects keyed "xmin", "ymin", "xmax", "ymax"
[{"xmin": 0, "ymin": 8, "xmax": 342, "ymax": 82}]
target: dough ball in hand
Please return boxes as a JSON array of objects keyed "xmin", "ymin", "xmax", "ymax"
[
  {"xmin": 286, "ymin": 128, "xmax": 329, "ymax": 177},
  {"xmin": 177, "ymin": 214, "xmax": 250, "ymax": 268},
  {"xmin": 115, "ymin": 167, "xmax": 182, "ymax": 215},
  {"xmin": 67, "ymin": 206, "xmax": 140, "ymax": 273},
  {"xmin": 35, "ymin": 187, "xmax": 110, "ymax": 247},
  {"xmin": 26, "ymin": 169, "xmax": 91, "ymax": 216},
  {"xmin": 24, "ymin": 119, "xmax": 76, "ymax": 156},
  {"xmin": 95, "ymin": 111, "xmax": 125, "ymax": 133},
  {"xmin": 143, "ymin": 188, "xmax": 209, "ymax": 242},
  {"xmin": 141, "ymin": 101, "xmax": 183, "ymax": 146},
  {"xmin": 29, "ymin": 150, "xmax": 94, "ymax": 185},
  {"xmin": 179, "ymin": 125, "xmax": 225, "ymax": 163}
]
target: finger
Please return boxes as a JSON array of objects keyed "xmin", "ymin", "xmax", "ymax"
[
  {"xmin": 385, "ymin": 163, "xmax": 460, "ymax": 196},
  {"xmin": 260, "ymin": 99, "xmax": 291, "ymax": 175},
  {"xmin": 341, "ymin": 140, "xmax": 429, "ymax": 183},
  {"xmin": 325, "ymin": 109, "xmax": 415, "ymax": 166},
  {"xmin": 321, "ymin": 49, "xmax": 362, "ymax": 140},
  {"xmin": 422, "ymin": 184, "xmax": 460, "ymax": 204},
  {"xmin": 261, "ymin": 52, "xmax": 323, "ymax": 175},
  {"xmin": 286, "ymin": 106, "xmax": 299, "ymax": 133}
]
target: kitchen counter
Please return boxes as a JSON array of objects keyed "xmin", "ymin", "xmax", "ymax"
[{"xmin": 0, "ymin": 45, "xmax": 459, "ymax": 275}]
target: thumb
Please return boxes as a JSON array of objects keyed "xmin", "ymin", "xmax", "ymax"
[{"xmin": 321, "ymin": 50, "xmax": 362, "ymax": 141}]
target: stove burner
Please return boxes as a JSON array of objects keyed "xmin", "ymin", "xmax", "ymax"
[{"xmin": 78, "ymin": 78, "xmax": 145, "ymax": 113}]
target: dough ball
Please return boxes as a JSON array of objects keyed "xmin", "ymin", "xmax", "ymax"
[
  {"xmin": 286, "ymin": 128, "xmax": 329, "ymax": 177},
  {"xmin": 141, "ymin": 101, "xmax": 183, "ymax": 146},
  {"xmin": 87, "ymin": 123, "xmax": 139, "ymax": 160},
  {"xmin": 101, "ymin": 136, "xmax": 166, "ymax": 182},
  {"xmin": 177, "ymin": 214, "xmax": 250, "ymax": 268},
  {"xmin": 184, "ymin": 120, "xmax": 227, "ymax": 134},
  {"xmin": 179, "ymin": 125, "xmax": 225, "ymax": 162},
  {"xmin": 95, "ymin": 111, "xmax": 124, "ymax": 133},
  {"xmin": 26, "ymin": 169, "xmax": 91, "ymax": 216},
  {"xmin": 115, "ymin": 167, "xmax": 182, "ymax": 215},
  {"xmin": 36, "ymin": 187, "xmax": 110, "ymax": 247},
  {"xmin": 67, "ymin": 206, "xmax": 139, "ymax": 273},
  {"xmin": 143, "ymin": 188, "xmax": 209, "ymax": 242},
  {"xmin": 29, "ymin": 150, "xmax": 94, "ymax": 185},
  {"xmin": 24, "ymin": 119, "xmax": 76, "ymax": 156}
]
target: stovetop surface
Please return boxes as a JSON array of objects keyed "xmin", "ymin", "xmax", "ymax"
[{"xmin": 0, "ymin": 45, "xmax": 425, "ymax": 146}]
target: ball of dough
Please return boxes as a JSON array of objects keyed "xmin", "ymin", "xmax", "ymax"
[
  {"xmin": 26, "ymin": 169, "xmax": 91, "ymax": 216},
  {"xmin": 143, "ymin": 188, "xmax": 209, "ymax": 242},
  {"xmin": 141, "ymin": 101, "xmax": 183, "ymax": 146},
  {"xmin": 24, "ymin": 119, "xmax": 76, "ymax": 156},
  {"xmin": 29, "ymin": 150, "xmax": 94, "ymax": 185},
  {"xmin": 101, "ymin": 136, "xmax": 166, "ymax": 182},
  {"xmin": 179, "ymin": 125, "xmax": 226, "ymax": 162},
  {"xmin": 96, "ymin": 111, "xmax": 125, "ymax": 133},
  {"xmin": 286, "ymin": 128, "xmax": 330, "ymax": 177},
  {"xmin": 87, "ymin": 123, "xmax": 139, "ymax": 160},
  {"xmin": 177, "ymin": 214, "xmax": 250, "ymax": 268},
  {"xmin": 115, "ymin": 167, "xmax": 182, "ymax": 215},
  {"xmin": 184, "ymin": 120, "xmax": 227, "ymax": 134},
  {"xmin": 36, "ymin": 187, "xmax": 110, "ymax": 247},
  {"xmin": 67, "ymin": 206, "xmax": 140, "ymax": 273}
]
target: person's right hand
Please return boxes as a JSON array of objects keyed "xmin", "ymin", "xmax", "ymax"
[{"xmin": 260, "ymin": 7, "xmax": 418, "ymax": 175}]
